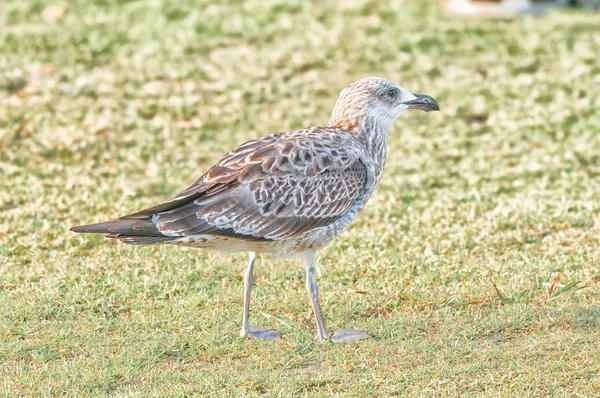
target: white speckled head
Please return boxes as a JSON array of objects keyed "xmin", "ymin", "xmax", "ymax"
[{"xmin": 328, "ymin": 77, "xmax": 439, "ymax": 134}]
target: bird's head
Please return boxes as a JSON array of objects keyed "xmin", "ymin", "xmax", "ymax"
[{"xmin": 328, "ymin": 77, "xmax": 439, "ymax": 133}]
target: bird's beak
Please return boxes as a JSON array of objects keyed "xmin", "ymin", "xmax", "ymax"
[{"xmin": 403, "ymin": 94, "xmax": 439, "ymax": 112}]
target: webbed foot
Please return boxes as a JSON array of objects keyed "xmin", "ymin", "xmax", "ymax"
[
  {"xmin": 329, "ymin": 329, "xmax": 370, "ymax": 342},
  {"xmin": 241, "ymin": 326, "xmax": 282, "ymax": 340}
]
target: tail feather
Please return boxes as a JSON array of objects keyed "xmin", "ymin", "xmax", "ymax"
[
  {"xmin": 71, "ymin": 218, "xmax": 178, "ymax": 246},
  {"xmin": 107, "ymin": 234, "xmax": 175, "ymax": 245},
  {"xmin": 70, "ymin": 218, "xmax": 160, "ymax": 236}
]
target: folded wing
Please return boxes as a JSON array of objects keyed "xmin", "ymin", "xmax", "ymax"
[{"xmin": 73, "ymin": 127, "xmax": 368, "ymax": 242}]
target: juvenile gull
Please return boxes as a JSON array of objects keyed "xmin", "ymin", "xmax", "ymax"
[{"xmin": 71, "ymin": 77, "xmax": 439, "ymax": 342}]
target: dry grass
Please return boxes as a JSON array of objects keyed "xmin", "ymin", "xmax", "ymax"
[{"xmin": 1, "ymin": 0, "xmax": 599, "ymax": 396}]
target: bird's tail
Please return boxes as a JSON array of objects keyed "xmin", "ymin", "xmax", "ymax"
[{"xmin": 70, "ymin": 218, "xmax": 174, "ymax": 245}]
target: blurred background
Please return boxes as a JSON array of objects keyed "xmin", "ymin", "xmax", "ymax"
[
  {"xmin": 444, "ymin": 0, "xmax": 599, "ymax": 17},
  {"xmin": 1, "ymin": 0, "xmax": 599, "ymax": 395}
]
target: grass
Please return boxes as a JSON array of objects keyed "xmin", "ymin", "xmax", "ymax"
[{"xmin": 1, "ymin": 0, "xmax": 600, "ymax": 395}]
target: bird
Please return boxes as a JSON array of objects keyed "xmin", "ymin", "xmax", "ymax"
[{"xmin": 71, "ymin": 77, "xmax": 439, "ymax": 342}]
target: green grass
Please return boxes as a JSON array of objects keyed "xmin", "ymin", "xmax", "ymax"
[{"xmin": 1, "ymin": 0, "xmax": 600, "ymax": 395}]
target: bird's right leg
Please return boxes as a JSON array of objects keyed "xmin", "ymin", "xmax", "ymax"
[
  {"xmin": 240, "ymin": 251, "xmax": 281, "ymax": 340},
  {"xmin": 303, "ymin": 251, "xmax": 370, "ymax": 343},
  {"xmin": 303, "ymin": 251, "xmax": 330, "ymax": 342}
]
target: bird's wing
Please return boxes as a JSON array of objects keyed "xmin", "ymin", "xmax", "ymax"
[{"xmin": 123, "ymin": 127, "xmax": 368, "ymax": 240}]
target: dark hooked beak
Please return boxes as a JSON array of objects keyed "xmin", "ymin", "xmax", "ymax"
[{"xmin": 403, "ymin": 94, "xmax": 439, "ymax": 112}]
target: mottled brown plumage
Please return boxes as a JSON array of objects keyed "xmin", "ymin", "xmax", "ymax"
[{"xmin": 71, "ymin": 77, "xmax": 439, "ymax": 342}]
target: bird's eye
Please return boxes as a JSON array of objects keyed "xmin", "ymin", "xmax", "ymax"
[{"xmin": 387, "ymin": 88, "xmax": 398, "ymax": 98}]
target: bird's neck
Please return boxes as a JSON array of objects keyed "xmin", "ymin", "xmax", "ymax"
[{"xmin": 328, "ymin": 113, "xmax": 393, "ymax": 182}]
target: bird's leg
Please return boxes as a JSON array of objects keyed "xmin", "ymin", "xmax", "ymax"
[
  {"xmin": 240, "ymin": 251, "xmax": 255, "ymax": 335},
  {"xmin": 303, "ymin": 251, "xmax": 330, "ymax": 341},
  {"xmin": 303, "ymin": 251, "xmax": 370, "ymax": 343},
  {"xmin": 240, "ymin": 251, "xmax": 281, "ymax": 340}
]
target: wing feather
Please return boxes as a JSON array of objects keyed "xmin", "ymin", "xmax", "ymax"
[{"xmin": 122, "ymin": 127, "xmax": 368, "ymax": 241}]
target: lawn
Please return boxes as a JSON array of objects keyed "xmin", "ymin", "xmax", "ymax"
[{"xmin": 1, "ymin": 0, "xmax": 599, "ymax": 396}]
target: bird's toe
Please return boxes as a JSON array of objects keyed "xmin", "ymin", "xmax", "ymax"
[
  {"xmin": 243, "ymin": 327, "xmax": 282, "ymax": 340},
  {"xmin": 329, "ymin": 329, "xmax": 370, "ymax": 343}
]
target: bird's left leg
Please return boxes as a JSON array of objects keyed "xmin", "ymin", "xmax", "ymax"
[
  {"xmin": 303, "ymin": 251, "xmax": 370, "ymax": 343},
  {"xmin": 240, "ymin": 251, "xmax": 281, "ymax": 340}
]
